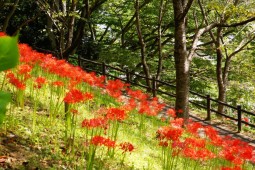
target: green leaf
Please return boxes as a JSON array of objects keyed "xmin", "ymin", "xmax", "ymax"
[
  {"xmin": 0, "ymin": 35, "xmax": 19, "ymax": 71},
  {"xmin": 0, "ymin": 91, "xmax": 11, "ymax": 125}
]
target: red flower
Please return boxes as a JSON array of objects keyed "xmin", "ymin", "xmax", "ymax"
[
  {"xmin": 6, "ymin": 72, "xmax": 26, "ymax": 90},
  {"xmin": 127, "ymin": 89, "xmax": 148, "ymax": 101},
  {"xmin": 84, "ymin": 92, "xmax": 94, "ymax": 100},
  {"xmin": 105, "ymin": 79, "xmax": 127, "ymax": 98},
  {"xmin": 184, "ymin": 137, "xmax": 206, "ymax": 148},
  {"xmin": 166, "ymin": 108, "xmax": 176, "ymax": 118},
  {"xmin": 0, "ymin": 32, "xmax": 6, "ymax": 37},
  {"xmin": 103, "ymin": 138, "xmax": 116, "ymax": 148},
  {"xmin": 34, "ymin": 76, "xmax": 47, "ymax": 89},
  {"xmin": 18, "ymin": 64, "xmax": 33, "ymax": 75},
  {"xmin": 106, "ymin": 108, "xmax": 126, "ymax": 121},
  {"xmin": 52, "ymin": 81, "xmax": 64, "ymax": 87},
  {"xmin": 70, "ymin": 109, "xmax": 79, "ymax": 115},
  {"xmin": 186, "ymin": 121, "xmax": 203, "ymax": 136},
  {"xmin": 64, "ymin": 89, "xmax": 91, "ymax": 104},
  {"xmin": 221, "ymin": 166, "xmax": 242, "ymax": 170},
  {"xmin": 119, "ymin": 142, "xmax": 134, "ymax": 153},
  {"xmin": 91, "ymin": 136, "xmax": 105, "ymax": 146},
  {"xmin": 90, "ymin": 136, "xmax": 116, "ymax": 148},
  {"xmin": 157, "ymin": 126, "xmax": 183, "ymax": 141},
  {"xmin": 159, "ymin": 141, "xmax": 168, "ymax": 147},
  {"xmin": 170, "ymin": 118, "xmax": 184, "ymax": 128},
  {"xmin": 82, "ymin": 117, "xmax": 108, "ymax": 129}
]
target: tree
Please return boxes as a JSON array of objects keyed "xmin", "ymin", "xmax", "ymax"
[
  {"xmin": 36, "ymin": 0, "xmax": 107, "ymax": 59},
  {"xmin": 198, "ymin": 0, "xmax": 255, "ymax": 114}
]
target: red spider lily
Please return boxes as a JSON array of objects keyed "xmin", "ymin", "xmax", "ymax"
[
  {"xmin": 0, "ymin": 32, "xmax": 6, "ymax": 36},
  {"xmin": 64, "ymin": 89, "xmax": 93, "ymax": 104},
  {"xmin": 105, "ymin": 79, "xmax": 128, "ymax": 98},
  {"xmin": 6, "ymin": 72, "xmax": 26, "ymax": 90},
  {"xmin": 82, "ymin": 72, "xmax": 105, "ymax": 87},
  {"xmin": 127, "ymin": 89, "xmax": 148, "ymax": 101},
  {"xmin": 52, "ymin": 81, "xmax": 64, "ymax": 87},
  {"xmin": 70, "ymin": 109, "xmax": 79, "ymax": 115},
  {"xmin": 119, "ymin": 142, "xmax": 134, "ymax": 153},
  {"xmin": 82, "ymin": 117, "xmax": 108, "ymax": 129},
  {"xmin": 219, "ymin": 149, "xmax": 244, "ymax": 165},
  {"xmin": 221, "ymin": 166, "xmax": 242, "ymax": 170},
  {"xmin": 34, "ymin": 76, "xmax": 47, "ymax": 89},
  {"xmin": 172, "ymin": 140, "xmax": 185, "ymax": 149},
  {"xmin": 157, "ymin": 126, "xmax": 183, "ymax": 141},
  {"xmin": 84, "ymin": 92, "xmax": 94, "ymax": 100},
  {"xmin": 148, "ymin": 97, "xmax": 166, "ymax": 116},
  {"xmin": 138, "ymin": 101, "xmax": 150, "ymax": 115},
  {"xmin": 106, "ymin": 108, "xmax": 126, "ymax": 121},
  {"xmin": 123, "ymin": 98, "xmax": 137, "ymax": 111},
  {"xmin": 103, "ymin": 138, "xmax": 116, "ymax": 148},
  {"xmin": 68, "ymin": 80, "xmax": 82, "ymax": 89},
  {"xmin": 90, "ymin": 136, "xmax": 116, "ymax": 148},
  {"xmin": 91, "ymin": 136, "xmax": 105, "ymax": 146},
  {"xmin": 204, "ymin": 126, "xmax": 223, "ymax": 146},
  {"xmin": 19, "ymin": 44, "xmax": 45, "ymax": 64},
  {"xmin": 182, "ymin": 147, "xmax": 215, "ymax": 161},
  {"xmin": 219, "ymin": 136, "xmax": 254, "ymax": 164},
  {"xmin": 186, "ymin": 121, "xmax": 203, "ymax": 136},
  {"xmin": 92, "ymin": 75, "xmax": 105, "ymax": 88},
  {"xmin": 18, "ymin": 64, "xmax": 33, "ymax": 75},
  {"xmin": 159, "ymin": 141, "xmax": 168, "ymax": 147},
  {"xmin": 170, "ymin": 118, "xmax": 184, "ymax": 128},
  {"xmin": 166, "ymin": 108, "xmax": 176, "ymax": 118},
  {"xmin": 184, "ymin": 137, "xmax": 206, "ymax": 148}
]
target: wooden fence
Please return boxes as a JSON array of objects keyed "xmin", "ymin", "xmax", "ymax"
[{"xmin": 69, "ymin": 56, "xmax": 255, "ymax": 132}]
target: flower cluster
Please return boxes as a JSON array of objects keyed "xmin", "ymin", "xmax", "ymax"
[
  {"xmin": 64, "ymin": 89, "xmax": 93, "ymax": 104},
  {"xmin": 91, "ymin": 135, "xmax": 116, "ymax": 148},
  {"xmin": 6, "ymin": 72, "xmax": 26, "ymax": 90},
  {"xmin": 119, "ymin": 142, "xmax": 135, "ymax": 153},
  {"xmin": 82, "ymin": 117, "xmax": 108, "ymax": 129},
  {"xmin": 106, "ymin": 108, "xmax": 126, "ymax": 121}
]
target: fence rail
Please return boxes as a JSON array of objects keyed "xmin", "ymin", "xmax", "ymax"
[{"xmin": 69, "ymin": 56, "xmax": 255, "ymax": 132}]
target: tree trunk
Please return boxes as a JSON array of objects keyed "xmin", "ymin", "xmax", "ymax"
[
  {"xmin": 135, "ymin": 0, "xmax": 151, "ymax": 90},
  {"xmin": 66, "ymin": 0, "xmax": 77, "ymax": 49},
  {"xmin": 173, "ymin": 0, "xmax": 190, "ymax": 121},
  {"xmin": 156, "ymin": 0, "xmax": 164, "ymax": 81},
  {"xmin": 216, "ymin": 27, "xmax": 226, "ymax": 114},
  {"xmin": 3, "ymin": 0, "xmax": 19, "ymax": 32}
]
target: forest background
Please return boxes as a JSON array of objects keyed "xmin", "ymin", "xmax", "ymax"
[{"xmin": 2, "ymin": 0, "xmax": 255, "ymax": 120}]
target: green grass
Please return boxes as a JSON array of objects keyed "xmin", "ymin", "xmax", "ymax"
[{"xmin": 0, "ymin": 71, "xmax": 169, "ymax": 169}]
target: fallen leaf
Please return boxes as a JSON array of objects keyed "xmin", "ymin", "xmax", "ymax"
[{"xmin": 0, "ymin": 156, "xmax": 8, "ymax": 163}]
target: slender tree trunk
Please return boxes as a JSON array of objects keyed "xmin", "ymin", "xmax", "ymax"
[
  {"xmin": 173, "ymin": 0, "xmax": 190, "ymax": 121},
  {"xmin": 217, "ymin": 54, "xmax": 226, "ymax": 115},
  {"xmin": 66, "ymin": 0, "xmax": 77, "ymax": 49},
  {"xmin": 3, "ymin": 0, "xmax": 19, "ymax": 32},
  {"xmin": 46, "ymin": 12, "xmax": 57, "ymax": 51},
  {"xmin": 135, "ymin": 0, "xmax": 151, "ymax": 89},
  {"xmin": 216, "ymin": 27, "xmax": 226, "ymax": 114},
  {"xmin": 156, "ymin": 0, "xmax": 164, "ymax": 81}
]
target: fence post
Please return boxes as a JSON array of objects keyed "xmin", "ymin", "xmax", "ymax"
[
  {"xmin": 126, "ymin": 69, "xmax": 130, "ymax": 84},
  {"xmin": 152, "ymin": 76, "xmax": 156, "ymax": 97},
  {"xmin": 206, "ymin": 95, "xmax": 211, "ymax": 121},
  {"xmin": 237, "ymin": 105, "xmax": 242, "ymax": 133},
  {"xmin": 102, "ymin": 62, "xmax": 106, "ymax": 76}
]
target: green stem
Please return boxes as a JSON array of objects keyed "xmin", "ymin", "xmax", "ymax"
[{"xmin": 0, "ymin": 72, "xmax": 7, "ymax": 91}]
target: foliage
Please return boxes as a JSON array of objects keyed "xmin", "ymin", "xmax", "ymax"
[{"xmin": 0, "ymin": 33, "xmax": 19, "ymax": 125}]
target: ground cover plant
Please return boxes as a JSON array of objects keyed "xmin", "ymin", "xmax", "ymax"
[{"xmin": 0, "ymin": 32, "xmax": 255, "ymax": 170}]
